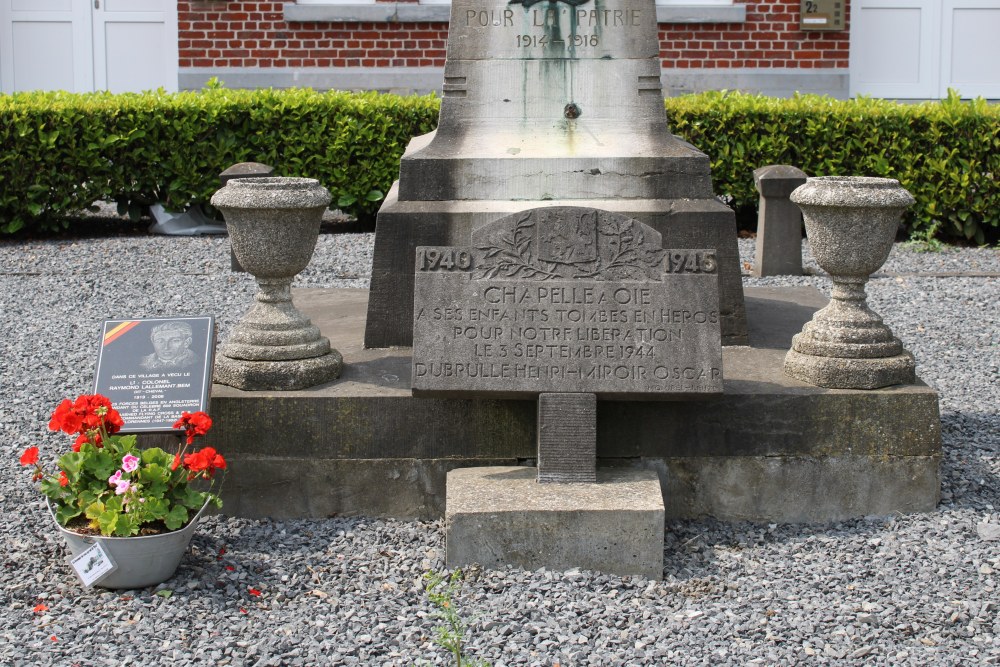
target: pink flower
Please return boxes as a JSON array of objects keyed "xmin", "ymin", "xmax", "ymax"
[
  {"xmin": 108, "ymin": 470, "xmax": 122, "ymax": 486},
  {"xmin": 114, "ymin": 479, "xmax": 131, "ymax": 495},
  {"xmin": 121, "ymin": 454, "xmax": 140, "ymax": 473}
]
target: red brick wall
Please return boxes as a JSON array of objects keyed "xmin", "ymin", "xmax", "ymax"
[
  {"xmin": 660, "ymin": 0, "xmax": 850, "ymax": 69},
  {"xmin": 178, "ymin": 0, "xmax": 849, "ymax": 70}
]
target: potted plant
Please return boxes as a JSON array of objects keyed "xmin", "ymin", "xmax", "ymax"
[{"xmin": 20, "ymin": 394, "xmax": 226, "ymax": 589}]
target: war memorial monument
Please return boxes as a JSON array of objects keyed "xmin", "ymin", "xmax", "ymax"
[{"xmin": 207, "ymin": 0, "xmax": 941, "ymax": 577}]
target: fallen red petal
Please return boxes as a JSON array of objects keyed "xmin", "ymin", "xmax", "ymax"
[
  {"xmin": 33, "ymin": 603, "xmax": 48, "ymax": 613},
  {"xmin": 248, "ymin": 588, "xmax": 261, "ymax": 596}
]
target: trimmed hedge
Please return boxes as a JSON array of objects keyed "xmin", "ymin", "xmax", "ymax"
[
  {"xmin": 0, "ymin": 87, "xmax": 996, "ymax": 243},
  {"xmin": 665, "ymin": 90, "xmax": 1000, "ymax": 245},
  {"xmin": 0, "ymin": 86, "xmax": 439, "ymax": 234}
]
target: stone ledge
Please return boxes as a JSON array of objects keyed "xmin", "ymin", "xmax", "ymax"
[
  {"xmin": 177, "ymin": 286, "xmax": 942, "ymax": 523},
  {"xmin": 656, "ymin": 4, "xmax": 746, "ymax": 23},
  {"xmin": 283, "ymin": 3, "xmax": 746, "ymax": 24},
  {"xmin": 284, "ymin": 3, "xmax": 451, "ymax": 22},
  {"xmin": 179, "ymin": 67, "xmax": 845, "ymax": 98}
]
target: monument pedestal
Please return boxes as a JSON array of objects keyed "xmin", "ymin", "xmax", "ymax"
[
  {"xmin": 366, "ymin": 185, "xmax": 747, "ymax": 348},
  {"xmin": 363, "ymin": 0, "xmax": 749, "ymax": 349},
  {"xmin": 445, "ymin": 466, "xmax": 665, "ymax": 580},
  {"xmin": 193, "ymin": 286, "xmax": 942, "ymax": 524}
]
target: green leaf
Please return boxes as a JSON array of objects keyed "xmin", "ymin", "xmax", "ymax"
[
  {"xmin": 55, "ymin": 502, "xmax": 83, "ymax": 526},
  {"xmin": 164, "ymin": 505, "xmax": 188, "ymax": 531}
]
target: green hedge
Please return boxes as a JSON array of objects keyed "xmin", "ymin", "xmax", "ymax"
[
  {"xmin": 1, "ymin": 87, "xmax": 997, "ymax": 243},
  {"xmin": 665, "ymin": 90, "xmax": 1000, "ymax": 245},
  {"xmin": 0, "ymin": 86, "xmax": 439, "ymax": 234}
]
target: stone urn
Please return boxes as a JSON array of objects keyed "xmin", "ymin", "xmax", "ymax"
[
  {"xmin": 211, "ymin": 177, "xmax": 342, "ymax": 390},
  {"xmin": 783, "ymin": 176, "xmax": 916, "ymax": 389}
]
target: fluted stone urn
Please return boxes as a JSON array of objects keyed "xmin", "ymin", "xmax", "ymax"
[
  {"xmin": 784, "ymin": 176, "xmax": 916, "ymax": 389},
  {"xmin": 211, "ymin": 177, "xmax": 342, "ymax": 390}
]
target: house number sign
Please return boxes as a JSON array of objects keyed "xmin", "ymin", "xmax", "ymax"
[{"xmin": 800, "ymin": 0, "xmax": 845, "ymax": 31}]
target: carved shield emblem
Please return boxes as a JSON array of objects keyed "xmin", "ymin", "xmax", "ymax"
[{"xmin": 537, "ymin": 209, "xmax": 598, "ymax": 265}]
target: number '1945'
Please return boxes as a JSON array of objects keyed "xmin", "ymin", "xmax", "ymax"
[{"xmin": 665, "ymin": 251, "xmax": 717, "ymax": 274}]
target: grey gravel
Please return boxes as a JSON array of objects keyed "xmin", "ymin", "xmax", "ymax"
[{"xmin": 1, "ymin": 232, "xmax": 997, "ymax": 666}]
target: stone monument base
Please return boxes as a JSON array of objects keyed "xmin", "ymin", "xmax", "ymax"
[
  {"xmin": 165, "ymin": 286, "xmax": 941, "ymax": 523},
  {"xmin": 783, "ymin": 349, "xmax": 916, "ymax": 390},
  {"xmin": 446, "ymin": 466, "xmax": 665, "ymax": 579},
  {"xmin": 214, "ymin": 351, "xmax": 343, "ymax": 391}
]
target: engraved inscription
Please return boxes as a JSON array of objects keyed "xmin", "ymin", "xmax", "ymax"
[
  {"xmin": 465, "ymin": 9, "xmax": 514, "ymax": 27},
  {"xmin": 461, "ymin": 1, "xmax": 642, "ymax": 54},
  {"xmin": 537, "ymin": 392, "xmax": 596, "ymax": 483},
  {"xmin": 412, "ymin": 208, "xmax": 723, "ymax": 398}
]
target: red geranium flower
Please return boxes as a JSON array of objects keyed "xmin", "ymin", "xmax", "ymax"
[
  {"xmin": 77, "ymin": 395, "xmax": 123, "ymax": 434},
  {"xmin": 19, "ymin": 447, "xmax": 39, "ymax": 466},
  {"xmin": 48, "ymin": 400, "xmax": 84, "ymax": 435},
  {"xmin": 173, "ymin": 411, "xmax": 213, "ymax": 445},
  {"xmin": 49, "ymin": 394, "xmax": 123, "ymax": 436},
  {"xmin": 58, "ymin": 471, "xmax": 69, "ymax": 487},
  {"xmin": 183, "ymin": 447, "xmax": 226, "ymax": 478},
  {"xmin": 103, "ymin": 407, "xmax": 124, "ymax": 434}
]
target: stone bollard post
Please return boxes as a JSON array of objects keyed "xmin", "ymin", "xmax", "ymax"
[
  {"xmin": 753, "ymin": 165, "xmax": 808, "ymax": 277},
  {"xmin": 219, "ymin": 162, "xmax": 275, "ymax": 273}
]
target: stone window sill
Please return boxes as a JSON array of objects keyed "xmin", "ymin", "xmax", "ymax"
[{"xmin": 283, "ymin": 3, "xmax": 746, "ymax": 24}]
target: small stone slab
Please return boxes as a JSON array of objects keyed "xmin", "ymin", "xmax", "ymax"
[
  {"xmin": 446, "ymin": 466, "xmax": 665, "ymax": 579},
  {"xmin": 219, "ymin": 162, "xmax": 274, "ymax": 185},
  {"xmin": 412, "ymin": 207, "xmax": 723, "ymax": 399},
  {"xmin": 537, "ymin": 393, "xmax": 596, "ymax": 483}
]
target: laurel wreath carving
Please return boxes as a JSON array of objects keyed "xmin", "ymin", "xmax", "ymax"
[{"xmin": 475, "ymin": 211, "xmax": 666, "ymax": 281}]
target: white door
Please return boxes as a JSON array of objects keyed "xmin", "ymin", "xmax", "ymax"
[
  {"xmin": 851, "ymin": 0, "xmax": 1000, "ymax": 98},
  {"xmin": 940, "ymin": 0, "xmax": 1000, "ymax": 98},
  {"xmin": 0, "ymin": 0, "xmax": 93, "ymax": 92},
  {"xmin": 0, "ymin": 0, "xmax": 176, "ymax": 93}
]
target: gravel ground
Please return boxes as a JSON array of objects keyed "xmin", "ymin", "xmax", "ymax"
[{"xmin": 0, "ymin": 231, "xmax": 997, "ymax": 666}]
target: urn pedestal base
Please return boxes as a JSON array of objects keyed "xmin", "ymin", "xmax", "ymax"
[
  {"xmin": 784, "ymin": 348, "xmax": 915, "ymax": 390},
  {"xmin": 214, "ymin": 350, "xmax": 343, "ymax": 391}
]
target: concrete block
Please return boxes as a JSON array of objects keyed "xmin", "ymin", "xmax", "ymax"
[{"xmin": 446, "ymin": 467, "xmax": 665, "ymax": 579}]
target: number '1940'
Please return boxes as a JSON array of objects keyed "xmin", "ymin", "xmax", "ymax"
[{"xmin": 417, "ymin": 248, "xmax": 473, "ymax": 272}]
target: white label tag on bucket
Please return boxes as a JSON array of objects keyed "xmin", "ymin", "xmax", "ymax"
[{"xmin": 70, "ymin": 542, "xmax": 118, "ymax": 588}]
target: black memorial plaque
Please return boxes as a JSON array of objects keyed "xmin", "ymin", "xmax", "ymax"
[{"xmin": 93, "ymin": 316, "xmax": 216, "ymax": 432}]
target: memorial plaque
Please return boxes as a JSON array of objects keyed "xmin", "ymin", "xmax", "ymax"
[
  {"xmin": 93, "ymin": 316, "xmax": 216, "ymax": 432},
  {"xmin": 412, "ymin": 208, "xmax": 722, "ymax": 398}
]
